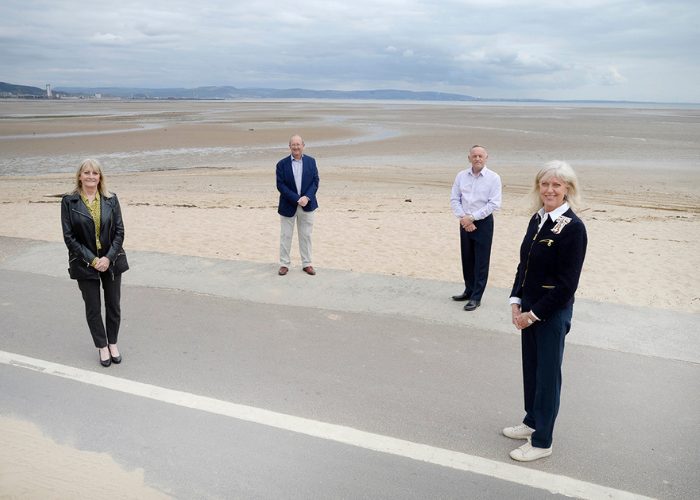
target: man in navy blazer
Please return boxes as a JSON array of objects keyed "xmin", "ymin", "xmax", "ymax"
[{"xmin": 276, "ymin": 135, "xmax": 320, "ymax": 276}]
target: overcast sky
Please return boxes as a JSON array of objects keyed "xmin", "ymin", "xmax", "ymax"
[{"xmin": 2, "ymin": 0, "xmax": 699, "ymax": 102}]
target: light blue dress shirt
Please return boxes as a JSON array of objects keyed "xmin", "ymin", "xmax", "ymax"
[
  {"xmin": 450, "ymin": 166, "xmax": 502, "ymax": 221},
  {"xmin": 291, "ymin": 155, "xmax": 303, "ymax": 195}
]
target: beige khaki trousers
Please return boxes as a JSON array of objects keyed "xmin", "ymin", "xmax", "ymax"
[{"xmin": 280, "ymin": 205, "xmax": 315, "ymax": 268}]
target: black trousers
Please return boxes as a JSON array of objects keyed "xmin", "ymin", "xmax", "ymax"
[
  {"xmin": 77, "ymin": 272, "xmax": 122, "ymax": 348},
  {"xmin": 459, "ymin": 214, "xmax": 494, "ymax": 301},
  {"xmin": 521, "ymin": 305, "xmax": 572, "ymax": 449}
]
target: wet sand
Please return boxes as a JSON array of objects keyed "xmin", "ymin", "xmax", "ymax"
[{"xmin": 0, "ymin": 415, "xmax": 171, "ymax": 499}]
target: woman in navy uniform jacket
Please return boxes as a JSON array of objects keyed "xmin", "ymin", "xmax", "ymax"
[
  {"xmin": 503, "ymin": 161, "xmax": 587, "ymax": 462},
  {"xmin": 61, "ymin": 159, "xmax": 129, "ymax": 367}
]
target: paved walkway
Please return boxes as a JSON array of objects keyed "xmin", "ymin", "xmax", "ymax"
[
  {"xmin": 3, "ymin": 237, "xmax": 698, "ymax": 364},
  {"xmin": 1, "ymin": 236, "xmax": 698, "ymax": 499}
]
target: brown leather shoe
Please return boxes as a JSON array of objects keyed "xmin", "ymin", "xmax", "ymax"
[
  {"xmin": 303, "ymin": 266, "xmax": 316, "ymax": 275},
  {"xmin": 278, "ymin": 266, "xmax": 289, "ymax": 276}
]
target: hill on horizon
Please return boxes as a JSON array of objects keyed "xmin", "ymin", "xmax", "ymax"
[
  {"xmin": 0, "ymin": 81, "xmax": 70, "ymax": 97},
  {"xmin": 2, "ymin": 81, "xmax": 681, "ymax": 105},
  {"xmin": 52, "ymin": 85, "xmax": 481, "ymax": 101}
]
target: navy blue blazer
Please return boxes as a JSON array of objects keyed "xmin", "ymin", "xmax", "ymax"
[
  {"xmin": 510, "ymin": 208, "xmax": 587, "ymax": 321},
  {"xmin": 276, "ymin": 155, "xmax": 319, "ymax": 217}
]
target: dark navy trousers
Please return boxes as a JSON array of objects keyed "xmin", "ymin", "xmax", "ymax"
[
  {"xmin": 459, "ymin": 214, "xmax": 493, "ymax": 302},
  {"xmin": 521, "ymin": 305, "xmax": 572, "ymax": 448}
]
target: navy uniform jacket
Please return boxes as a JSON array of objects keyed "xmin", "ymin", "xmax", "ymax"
[
  {"xmin": 510, "ymin": 208, "xmax": 587, "ymax": 321},
  {"xmin": 276, "ymin": 155, "xmax": 319, "ymax": 217}
]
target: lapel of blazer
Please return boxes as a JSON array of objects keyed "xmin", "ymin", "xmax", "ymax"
[
  {"xmin": 300, "ymin": 156, "xmax": 308, "ymax": 189},
  {"xmin": 70, "ymin": 193, "xmax": 92, "ymax": 221},
  {"xmin": 541, "ymin": 208, "xmax": 574, "ymax": 235},
  {"xmin": 100, "ymin": 194, "xmax": 113, "ymax": 227},
  {"xmin": 540, "ymin": 216, "xmax": 556, "ymax": 237},
  {"xmin": 285, "ymin": 156, "xmax": 296, "ymax": 188}
]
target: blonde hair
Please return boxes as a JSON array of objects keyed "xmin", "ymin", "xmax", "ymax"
[
  {"xmin": 527, "ymin": 160, "xmax": 581, "ymax": 213},
  {"xmin": 72, "ymin": 158, "xmax": 112, "ymax": 198}
]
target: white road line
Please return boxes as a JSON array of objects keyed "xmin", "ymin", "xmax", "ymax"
[{"xmin": 1, "ymin": 351, "xmax": 654, "ymax": 500}]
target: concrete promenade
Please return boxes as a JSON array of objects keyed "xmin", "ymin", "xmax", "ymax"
[{"xmin": 1, "ymin": 236, "xmax": 698, "ymax": 499}]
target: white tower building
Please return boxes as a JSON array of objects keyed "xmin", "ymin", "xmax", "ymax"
[{"xmin": 46, "ymin": 84, "xmax": 52, "ymax": 97}]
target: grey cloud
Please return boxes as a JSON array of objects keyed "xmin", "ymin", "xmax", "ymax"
[
  {"xmin": 90, "ymin": 34, "xmax": 126, "ymax": 45},
  {"xmin": 1, "ymin": 0, "xmax": 698, "ymax": 101},
  {"xmin": 596, "ymin": 67, "xmax": 628, "ymax": 86}
]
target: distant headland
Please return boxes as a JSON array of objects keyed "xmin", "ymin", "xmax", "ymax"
[{"xmin": 0, "ymin": 81, "xmax": 692, "ymax": 106}]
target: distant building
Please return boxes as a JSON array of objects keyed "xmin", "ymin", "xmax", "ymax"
[
  {"xmin": 46, "ymin": 84, "xmax": 51, "ymax": 97},
  {"xmin": 95, "ymin": 93, "xmax": 101, "ymax": 99}
]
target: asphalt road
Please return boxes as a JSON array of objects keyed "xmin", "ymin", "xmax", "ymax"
[{"xmin": 1, "ymin": 236, "xmax": 698, "ymax": 499}]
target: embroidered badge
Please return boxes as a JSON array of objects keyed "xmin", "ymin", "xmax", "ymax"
[{"xmin": 551, "ymin": 215, "xmax": 571, "ymax": 234}]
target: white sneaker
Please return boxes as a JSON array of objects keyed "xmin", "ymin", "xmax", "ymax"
[
  {"xmin": 510, "ymin": 439, "xmax": 552, "ymax": 462},
  {"xmin": 503, "ymin": 423, "xmax": 534, "ymax": 440}
]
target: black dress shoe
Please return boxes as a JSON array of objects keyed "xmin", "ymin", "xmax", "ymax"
[
  {"xmin": 463, "ymin": 299, "xmax": 481, "ymax": 311},
  {"xmin": 452, "ymin": 292, "xmax": 472, "ymax": 301},
  {"xmin": 99, "ymin": 352, "xmax": 111, "ymax": 367}
]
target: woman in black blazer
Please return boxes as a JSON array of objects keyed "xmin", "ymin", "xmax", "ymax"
[
  {"xmin": 503, "ymin": 161, "xmax": 587, "ymax": 462},
  {"xmin": 61, "ymin": 159, "xmax": 129, "ymax": 367}
]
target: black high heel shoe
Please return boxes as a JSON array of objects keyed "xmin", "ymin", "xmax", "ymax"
[
  {"xmin": 109, "ymin": 345, "xmax": 122, "ymax": 364},
  {"xmin": 99, "ymin": 349, "xmax": 111, "ymax": 367}
]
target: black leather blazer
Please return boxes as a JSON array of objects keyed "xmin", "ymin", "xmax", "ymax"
[
  {"xmin": 61, "ymin": 192, "xmax": 128, "ymax": 280},
  {"xmin": 510, "ymin": 208, "xmax": 587, "ymax": 320}
]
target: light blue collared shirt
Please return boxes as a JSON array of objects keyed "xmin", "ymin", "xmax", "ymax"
[
  {"xmin": 450, "ymin": 166, "xmax": 502, "ymax": 221},
  {"xmin": 291, "ymin": 155, "xmax": 303, "ymax": 195}
]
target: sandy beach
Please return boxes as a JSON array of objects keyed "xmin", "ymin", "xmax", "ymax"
[
  {"xmin": 1, "ymin": 99, "xmax": 699, "ymax": 313},
  {"xmin": 0, "ymin": 98, "xmax": 699, "ymax": 497}
]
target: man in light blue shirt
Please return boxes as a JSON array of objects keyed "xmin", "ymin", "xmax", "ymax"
[{"xmin": 450, "ymin": 145, "xmax": 502, "ymax": 311}]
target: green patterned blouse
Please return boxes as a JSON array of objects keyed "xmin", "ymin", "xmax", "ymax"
[{"xmin": 80, "ymin": 191, "xmax": 101, "ymax": 267}]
